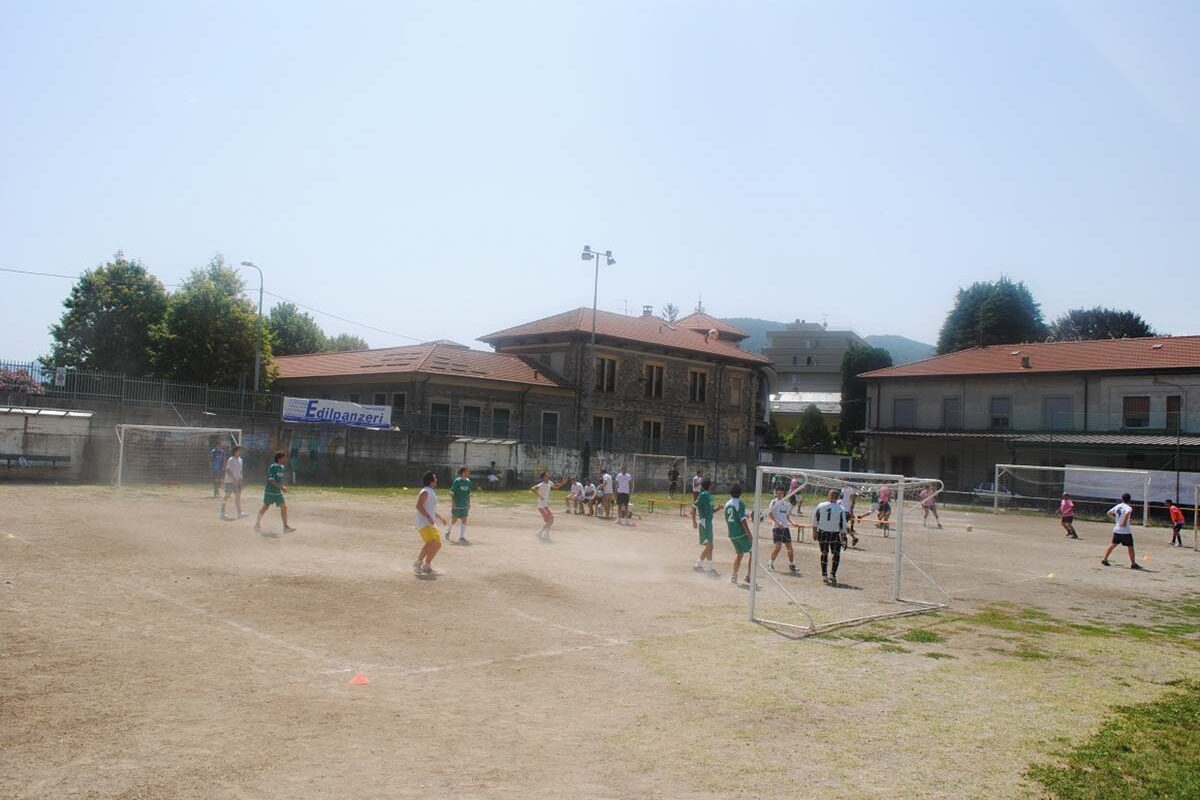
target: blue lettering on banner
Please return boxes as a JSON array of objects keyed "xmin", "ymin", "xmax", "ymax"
[{"xmin": 282, "ymin": 397, "xmax": 392, "ymax": 429}]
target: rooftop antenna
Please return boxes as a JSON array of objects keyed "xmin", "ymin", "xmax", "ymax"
[
  {"xmin": 696, "ymin": 294, "xmax": 705, "ymax": 313},
  {"xmin": 622, "ymin": 299, "xmax": 629, "ymax": 315}
]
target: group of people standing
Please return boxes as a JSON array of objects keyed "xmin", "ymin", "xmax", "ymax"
[
  {"xmin": 208, "ymin": 442, "xmax": 295, "ymax": 534},
  {"xmin": 561, "ymin": 468, "xmax": 635, "ymax": 523}
]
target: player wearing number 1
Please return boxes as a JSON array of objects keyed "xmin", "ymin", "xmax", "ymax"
[
  {"xmin": 814, "ymin": 489, "xmax": 847, "ymax": 585},
  {"xmin": 445, "ymin": 466, "xmax": 472, "ymax": 545}
]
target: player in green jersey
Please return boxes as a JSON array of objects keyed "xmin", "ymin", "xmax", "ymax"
[
  {"xmin": 692, "ymin": 478, "xmax": 719, "ymax": 577},
  {"xmin": 724, "ymin": 484, "xmax": 753, "ymax": 585},
  {"xmin": 445, "ymin": 466, "xmax": 472, "ymax": 544},
  {"xmin": 255, "ymin": 450, "xmax": 296, "ymax": 533}
]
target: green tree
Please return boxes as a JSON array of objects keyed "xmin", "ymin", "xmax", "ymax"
[
  {"xmin": 325, "ymin": 333, "xmax": 370, "ymax": 352},
  {"xmin": 840, "ymin": 344, "xmax": 893, "ymax": 447},
  {"xmin": 153, "ymin": 256, "xmax": 269, "ymax": 385},
  {"xmin": 1048, "ymin": 307, "xmax": 1156, "ymax": 341},
  {"xmin": 43, "ymin": 253, "xmax": 168, "ymax": 375},
  {"xmin": 786, "ymin": 405, "xmax": 834, "ymax": 453},
  {"xmin": 936, "ymin": 277, "xmax": 1047, "ymax": 354},
  {"xmin": 268, "ymin": 302, "xmax": 328, "ymax": 356},
  {"xmin": 661, "ymin": 303, "xmax": 679, "ymax": 323}
]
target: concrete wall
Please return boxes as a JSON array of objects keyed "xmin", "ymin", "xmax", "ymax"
[{"xmin": 0, "ymin": 410, "xmax": 93, "ymax": 481}]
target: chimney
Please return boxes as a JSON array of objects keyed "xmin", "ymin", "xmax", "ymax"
[
  {"xmin": 1020, "ymin": 356, "xmax": 1031, "ymax": 369},
  {"xmin": 642, "ymin": 305, "xmax": 654, "ymax": 317}
]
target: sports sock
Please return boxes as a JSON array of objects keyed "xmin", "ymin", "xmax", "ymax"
[{"xmin": 459, "ymin": 522, "xmax": 467, "ymax": 538}]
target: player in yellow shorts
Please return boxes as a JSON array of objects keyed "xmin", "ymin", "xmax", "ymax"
[{"xmin": 415, "ymin": 471, "xmax": 447, "ymax": 577}]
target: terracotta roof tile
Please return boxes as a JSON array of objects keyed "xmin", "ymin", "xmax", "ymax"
[
  {"xmin": 676, "ymin": 312, "xmax": 748, "ymax": 340},
  {"xmin": 861, "ymin": 336, "xmax": 1200, "ymax": 379},
  {"xmin": 274, "ymin": 343, "xmax": 569, "ymax": 387},
  {"xmin": 480, "ymin": 307, "xmax": 769, "ymax": 365}
]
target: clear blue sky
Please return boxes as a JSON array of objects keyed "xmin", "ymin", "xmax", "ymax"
[{"xmin": 3, "ymin": 1, "xmax": 1197, "ymax": 361}]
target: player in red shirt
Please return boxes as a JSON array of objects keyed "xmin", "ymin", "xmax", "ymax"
[{"xmin": 1166, "ymin": 499, "xmax": 1186, "ymax": 547}]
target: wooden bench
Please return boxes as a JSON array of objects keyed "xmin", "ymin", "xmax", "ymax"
[{"xmin": 0, "ymin": 453, "xmax": 72, "ymax": 469}]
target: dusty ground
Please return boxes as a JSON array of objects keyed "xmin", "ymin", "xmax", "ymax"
[{"xmin": 2, "ymin": 484, "xmax": 1198, "ymax": 799}]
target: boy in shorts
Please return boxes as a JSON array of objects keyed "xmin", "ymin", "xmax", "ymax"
[
  {"xmin": 1102, "ymin": 492, "xmax": 1142, "ymax": 570},
  {"xmin": 255, "ymin": 450, "xmax": 296, "ymax": 533},
  {"xmin": 415, "ymin": 471, "xmax": 447, "ymax": 576},
  {"xmin": 692, "ymin": 478, "xmax": 718, "ymax": 576},
  {"xmin": 219, "ymin": 445, "xmax": 246, "ymax": 520},
  {"xmin": 1167, "ymin": 499, "xmax": 1185, "ymax": 547},
  {"xmin": 766, "ymin": 484, "xmax": 797, "ymax": 574},
  {"xmin": 445, "ymin": 466, "xmax": 472, "ymax": 544},
  {"xmin": 1058, "ymin": 493, "xmax": 1078, "ymax": 538},
  {"xmin": 724, "ymin": 484, "xmax": 753, "ymax": 585},
  {"xmin": 583, "ymin": 480, "xmax": 597, "ymax": 515}
]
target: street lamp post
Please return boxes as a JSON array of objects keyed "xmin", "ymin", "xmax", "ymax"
[
  {"xmin": 580, "ymin": 245, "xmax": 615, "ymax": 453},
  {"xmin": 239, "ymin": 261, "xmax": 265, "ymax": 394}
]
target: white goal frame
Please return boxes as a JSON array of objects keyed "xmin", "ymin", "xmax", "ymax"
[
  {"xmin": 993, "ymin": 464, "xmax": 1151, "ymax": 528},
  {"xmin": 747, "ymin": 466, "xmax": 949, "ymax": 637},
  {"xmin": 630, "ymin": 453, "xmax": 687, "ymax": 493},
  {"xmin": 115, "ymin": 425, "xmax": 242, "ymax": 487}
]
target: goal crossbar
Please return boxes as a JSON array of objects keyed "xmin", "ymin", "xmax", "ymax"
[
  {"xmin": 994, "ymin": 464, "xmax": 1151, "ymax": 528},
  {"xmin": 748, "ymin": 467, "xmax": 950, "ymax": 637},
  {"xmin": 115, "ymin": 425, "xmax": 242, "ymax": 487}
]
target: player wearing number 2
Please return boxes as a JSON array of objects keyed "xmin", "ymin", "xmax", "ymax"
[{"xmin": 724, "ymin": 484, "xmax": 753, "ymax": 586}]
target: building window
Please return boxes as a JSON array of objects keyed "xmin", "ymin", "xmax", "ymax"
[
  {"xmin": 686, "ymin": 424, "xmax": 705, "ymax": 458},
  {"xmin": 940, "ymin": 454, "xmax": 961, "ymax": 490},
  {"xmin": 595, "ymin": 357, "xmax": 617, "ymax": 392},
  {"xmin": 791, "ymin": 356, "xmax": 798, "ymax": 365},
  {"xmin": 643, "ymin": 364, "xmax": 664, "ymax": 399},
  {"xmin": 730, "ymin": 376, "xmax": 743, "ymax": 403},
  {"xmin": 430, "ymin": 402, "xmax": 451, "ymax": 435},
  {"xmin": 593, "ymin": 416, "xmax": 615, "ymax": 450},
  {"xmin": 1042, "ymin": 397, "xmax": 1073, "ymax": 431},
  {"xmin": 891, "ymin": 455, "xmax": 915, "ymax": 476},
  {"xmin": 1122, "ymin": 396, "xmax": 1150, "ymax": 429},
  {"xmin": 641, "ymin": 420, "xmax": 663, "ymax": 453},
  {"xmin": 943, "ymin": 397, "xmax": 962, "ymax": 430},
  {"xmin": 462, "ymin": 405, "xmax": 481, "ymax": 436},
  {"xmin": 893, "ymin": 398, "xmax": 916, "ymax": 428},
  {"xmin": 688, "ymin": 370, "xmax": 707, "ymax": 403},
  {"xmin": 541, "ymin": 412, "xmax": 559, "ymax": 446},
  {"xmin": 989, "ymin": 397, "xmax": 1012, "ymax": 430},
  {"xmin": 492, "ymin": 408, "xmax": 511, "ymax": 437},
  {"xmin": 1167, "ymin": 395, "xmax": 1181, "ymax": 434},
  {"xmin": 373, "ymin": 393, "xmax": 386, "ymax": 406},
  {"xmin": 392, "ymin": 393, "xmax": 407, "ymax": 416},
  {"xmin": 348, "ymin": 393, "xmax": 361, "ymax": 404}
]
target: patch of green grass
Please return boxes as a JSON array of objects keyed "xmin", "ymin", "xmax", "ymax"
[
  {"xmin": 924, "ymin": 651, "xmax": 956, "ymax": 660},
  {"xmin": 844, "ymin": 631, "xmax": 892, "ymax": 643},
  {"xmin": 878, "ymin": 644, "xmax": 911, "ymax": 654},
  {"xmin": 1013, "ymin": 644, "xmax": 1052, "ymax": 661},
  {"xmin": 1028, "ymin": 681, "xmax": 1200, "ymax": 799},
  {"xmin": 901, "ymin": 629, "xmax": 946, "ymax": 644}
]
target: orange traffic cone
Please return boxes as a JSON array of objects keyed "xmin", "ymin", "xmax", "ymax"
[{"xmin": 349, "ymin": 671, "xmax": 369, "ymax": 686}]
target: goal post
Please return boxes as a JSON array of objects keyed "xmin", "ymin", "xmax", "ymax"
[
  {"xmin": 630, "ymin": 454, "xmax": 687, "ymax": 493},
  {"xmin": 115, "ymin": 425, "xmax": 242, "ymax": 487},
  {"xmin": 747, "ymin": 466, "xmax": 949, "ymax": 637},
  {"xmin": 993, "ymin": 464, "xmax": 1151, "ymax": 528}
]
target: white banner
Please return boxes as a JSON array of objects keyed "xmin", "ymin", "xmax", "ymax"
[
  {"xmin": 1064, "ymin": 464, "xmax": 1200, "ymax": 504},
  {"xmin": 282, "ymin": 397, "xmax": 391, "ymax": 429}
]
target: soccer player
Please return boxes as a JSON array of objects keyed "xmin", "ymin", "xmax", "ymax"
[
  {"xmin": 583, "ymin": 479, "xmax": 597, "ymax": 515},
  {"xmin": 1102, "ymin": 493, "xmax": 1142, "ymax": 570},
  {"xmin": 1167, "ymin": 499, "xmax": 1185, "ymax": 547},
  {"xmin": 814, "ymin": 489, "xmax": 847, "ymax": 585},
  {"xmin": 839, "ymin": 484, "xmax": 859, "ymax": 546},
  {"xmin": 415, "ymin": 471, "xmax": 447, "ymax": 576},
  {"xmin": 209, "ymin": 441, "xmax": 226, "ymax": 498},
  {"xmin": 1058, "ymin": 493, "xmax": 1078, "ymax": 538},
  {"xmin": 531, "ymin": 472, "xmax": 568, "ymax": 542},
  {"xmin": 600, "ymin": 469, "xmax": 615, "ymax": 519},
  {"xmin": 615, "ymin": 465, "xmax": 634, "ymax": 526},
  {"xmin": 570, "ymin": 478, "xmax": 585, "ymax": 514},
  {"xmin": 919, "ymin": 486, "xmax": 942, "ymax": 529},
  {"xmin": 724, "ymin": 483, "xmax": 753, "ymax": 585},
  {"xmin": 445, "ymin": 466, "xmax": 472, "ymax": 544},
  {"xmin": 667, "ymin": 463, "xmax": 680, "ymax": 500},
  {"xmin": 690, "ymin": 470, "xmax": 704, "ymax": 528},
  {"xmin": 692, "ymin": 478, "xmax": 718, "ymax": 576},
  {"xmin": 767, "ymin": 484, "xmax": 797, "ymax": 574},
  {"xmin": 255, "ymin": 450, "xmax": 296, "ymax": 533},
  {"xmin": 219, "ymin": 445, "xmax": 246, "ymax": 520},
  {"xmin": 876, "ymin": 484, "xmax": 893, "ymax": 530}
]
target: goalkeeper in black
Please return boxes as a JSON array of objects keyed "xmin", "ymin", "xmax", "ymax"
[{"xmin": 813, "ymin": 489, "xmax": 848, "ymax": 586}]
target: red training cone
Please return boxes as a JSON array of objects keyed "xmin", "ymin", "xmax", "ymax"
[{"xmin": 349, "ymin": 671, "xmax": 369, "ymax": 686}]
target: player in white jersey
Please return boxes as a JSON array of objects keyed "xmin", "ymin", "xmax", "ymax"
[
  {"xmin": 690, "ymin": 470, "xmax": 704, "ymax": 528},
  {"xmin": 530, "ymin": 472, "xmax": 568, "ymax": 542},
  {"xmin": 600, "ymin": 470, "xmax": 615, "ymax": 518},
  {"xmin": 1102, "ymin": 492, "xmax": 1143, "ymax": 570},
  {"xmin": 583, "ymin": 480, "xmax": 597, "ymax": 515},
  {"xmin": 766, "ymin": 484, "xmax": 797, "ymax": 574},
  {"xmin": 614, "ymin": 466, "xmax": 634, "ymax": 526},
  {"xmin": 219, "ymin": 445, "xmax": 246, "ymax": 521},
  {"xmin": 838, "ymin": 485, "xmax": 859, "ymax": 547},
  {"xmin": 813, "ymin": 489, "xmax": 848, "ymax": 585},
  {"xmin": 414, "ymin": 471, "xmax": 447, "ymax": 577},
  {"xmin": 569, "ymin": 478, "xmax": 585, "ymax": 514}
]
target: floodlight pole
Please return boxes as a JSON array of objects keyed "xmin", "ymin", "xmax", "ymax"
[
  {"xmin": 580, "ymin": 245, "xmax": 615, "ymax": 452},
  {"xmin": 239, "ymin": 261, "xmax": 265, "ymax": 394}
]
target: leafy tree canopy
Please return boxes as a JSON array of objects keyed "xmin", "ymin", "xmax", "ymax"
[
  {"xmin": 786, "ymin": 404, "xmax": 834, "ymax": 454},
  {"xmin": 840, "ymin": 344, "xmax": 893, "ymax": 447},
  {"xmin": 936, "ymin": 277, "xmax": 1047, "ymax": 354},
  {"xmin": 44, "ymin": 252, "xmax": 168, "ymax": 375},
  {"xmin": 1048, "ymin": 307, "xmax": 1156, "ymax": 341},
  {"xmin": 268, "ymin": 302, "xmax": 328, "ymax": 356},
  {"xmin": 325, "ymin": 333, "xmax": 370, "ymax": 352}
]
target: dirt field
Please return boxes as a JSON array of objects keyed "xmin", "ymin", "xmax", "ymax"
[{"xmin": 2, "ymin": 484, "xmax": 1198, "ymax": 799}]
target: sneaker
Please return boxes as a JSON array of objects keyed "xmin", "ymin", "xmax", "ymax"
[
  {"xmin": 458, "ymin": 538, "xmax": 471, "ymax": 545},
  {"xmin": 284, "ymin": 526, "xmax": 297, "ymax": 533},
  {"xmin": 730, "ymin": 575, "xmax": 738, "ymax": 585},
  {"xmin": 767, "ymin": 562, "xmax": 775, "ymax": 572},
  {"xmin": 238, "ymin": 512, "xmax": 249, "ymax": 519},
  {"xmin": 693, "ymin": 565, "xmax": 706, "ymax": 573},
  {"xmin": 850, "ymin": 536, "xmax": 859, "ymax": 548},
  {"xmin": 444, "ymin": 531, "xmax": 452, "ymax": 542},
  {"xmin": 413, "ymin": 560, "xmax": 423, "ymax": 575},
  {"xmin": 1130, "ymin": 563, "xmax": 1144, "ymax": 570},
  {"xmin": 789, "ymin": 564, "xmax": 798, "ymax": 574},
  {"xmin": 422, "ymin": 564, "xmax": 438, "ymax": 575},
  {"xmin": 220, "ymin": 513, "xmax": 231, "ymax": 521},
  {"xmin": 821, "ymin": 575, "xmax": 829, "ymax": 584},
  {"xmin": 1101, "ymin": 560, "xmax": 1111, "ymax": 566}
]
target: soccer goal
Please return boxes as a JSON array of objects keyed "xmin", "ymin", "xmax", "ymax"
[
  {"xmin": 114, "ymin": 425, "xmax": 242, "ymax": 487},
  {"xmin": 630, "ymin": 454, "xmax": 687, "ymax": 493},
  {"xmin": 993, "ymin": 464, "xmax": 1151, "ymax": 528},
  {"xmin": 747, "ymin": 466, "xmax": 949, "ymax": 637}
]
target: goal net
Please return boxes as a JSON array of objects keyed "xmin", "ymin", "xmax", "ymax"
[
  {"xmin": 747, "ymin": 467, "xmax": 949, "ymax": 637},
  {"xmin": 630, "ymin": 454, "xmax": 687, "ymax": 493},
  {"xmin": 114, "ymin": 425, "xmax": 242, "ymax": 487},
  {"xmin": 993, "ymin": 464, "xmax": 1151, "ymax": 527}
]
